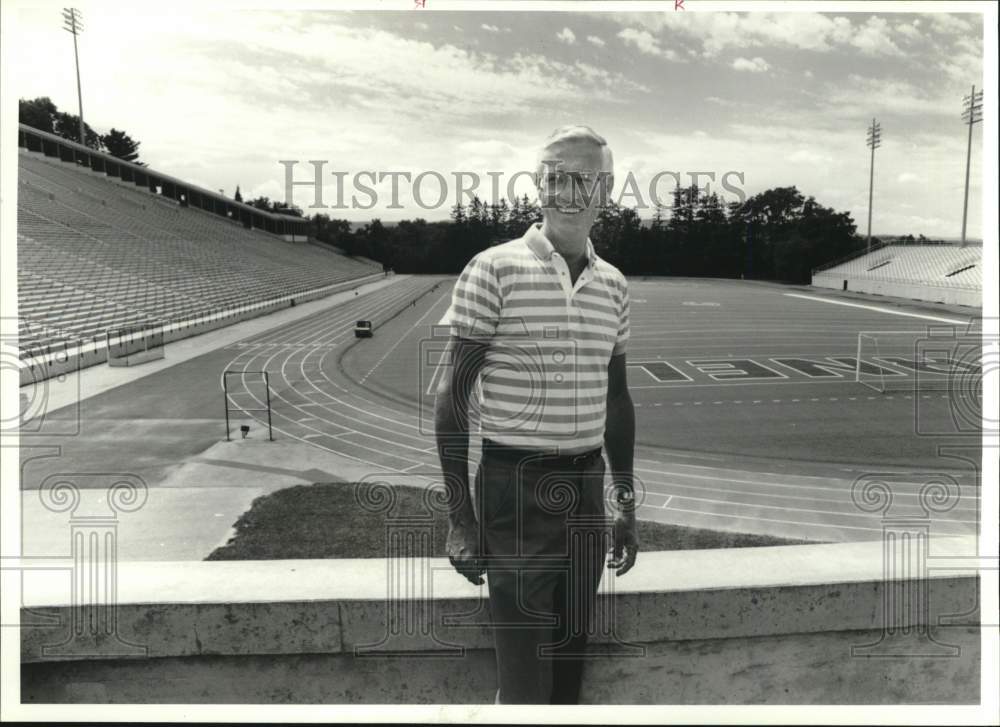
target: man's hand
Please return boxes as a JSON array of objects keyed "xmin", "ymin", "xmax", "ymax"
[
  {"xmin": 607, "ymin": 509, "xmax": 639, "ymax": 576},
  {"xmin": 446, "ymin": 512, "xmax": 485, "ymax": 585}
]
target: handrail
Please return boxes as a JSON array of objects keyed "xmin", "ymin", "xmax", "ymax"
[{"xmin": 18, "ymin": 124, "xmax": 305, "ymax": 226}]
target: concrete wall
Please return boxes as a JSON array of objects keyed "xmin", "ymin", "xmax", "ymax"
[
  {"xmin": 19, "ymin": 537, "xmax": 981, "ymax": 704},
  {"xmin": 811, "ymin": 273, "xmax": 981, "ymax": 307}
]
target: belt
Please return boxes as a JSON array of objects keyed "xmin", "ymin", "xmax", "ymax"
[{"xmin": 482, "ymin": 438, "xmax": 603, "ymax": 468}]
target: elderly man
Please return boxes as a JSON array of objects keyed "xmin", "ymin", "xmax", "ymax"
[{"xmin": 434, "ymin": 125, "xmax": 638, "ymax": 705}]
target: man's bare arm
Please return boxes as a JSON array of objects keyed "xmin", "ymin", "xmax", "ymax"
[
  {"xmin": 435, "ymin": 335, "xmax": 489, "ymax": 585},
  {"xmin": 605, "ymin": 351, "xmax": 638, "ymax": 576},
  {"xmin": 604, "ymin": 352, "xmax": 635, "ymax": 498}
]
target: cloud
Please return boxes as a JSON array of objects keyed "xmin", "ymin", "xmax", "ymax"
[
  {"xmin": 820, "ymin": 74, "xmax": 962, "ymax": 119},
  {"xmin": 940, "ymin": 33, "xmax": 983, "ymax": 82},
  {"xmin": 557, "ymin": 27, "xmax": 576, "ymax": 44},
  {"xmin": 611, "ymin": 12, "xmax": 929, "ymax": 59},
  {"xmin": 894, "ymin": 21, "xmax": 922, "ymax": 41},
  {"xmin": 586, "ymin": 35, "xmax": 606, "ymax": 47},
  {"xmin": 928, "ymin": 14, "xmax": 973, "ymax": 35},
  {"xmin": 568, "ymin": 60, "xmax": 651, "ymax": 94},
  {"xmin": 631, "ymin": 12, "xmax": 854, "ymax": 56},
  {"xmin": 789, "ymin": 149, "xmax": 833, "ymax": 164},
  {"xmin": 732, "ymin": 56, "xmax": 769, "ymax": 72},
  {"xmin": 617, "ymin": 28, "xmax": 680, "ymax": 60},
  {"xmin": 849, "ymin": 16, "xmax": 903, "ymax": 57},
  {"xmin": 9, "ymin": 7, "xmax": 982, "ymax": 236},
  {"xmin": 481, "ymin": 23, "xmax": 500, "ymax": 33}
]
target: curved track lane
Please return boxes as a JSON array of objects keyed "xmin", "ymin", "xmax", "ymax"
[{"xmin": 219, "ymin": 277, "xmax": 981, "ymax": 544}]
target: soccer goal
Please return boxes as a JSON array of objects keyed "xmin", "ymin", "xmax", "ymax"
[{"xmin": 854, "ymin": 329, "xmax": 980, "ymax": 394}]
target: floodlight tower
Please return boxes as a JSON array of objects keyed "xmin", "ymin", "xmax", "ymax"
[
  {"xmin": 865, "ymin": 118, "xmax": 881, "ymax": 254},
  {"xmin": 62, "ymin": 8, "xmax": 85, "ymax": 149},
  {"xmin": 960, "ymin": 85, "xmax": 983, "ymax": 247}
]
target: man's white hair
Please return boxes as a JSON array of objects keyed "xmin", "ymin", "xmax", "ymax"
[{"xmin": 534, "ymin": 125, "xmax": 614, "ymax": 177}]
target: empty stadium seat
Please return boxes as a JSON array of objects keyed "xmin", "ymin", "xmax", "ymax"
[
  {"xmin": 16, "ymin": 150, "xmax": 381, "ymax": 360},
  {"xmin": 815, "ymin": 243, "xmax": 982, "ymax": 289}
]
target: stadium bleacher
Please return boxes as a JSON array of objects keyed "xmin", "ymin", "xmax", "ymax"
[
  {"xmin": 16, "ymin": 148, "xmax": 381, "ymax": 361},
  {"xmin": 811, "ymin": 241, "xmax": 982, "ymax": 306}
]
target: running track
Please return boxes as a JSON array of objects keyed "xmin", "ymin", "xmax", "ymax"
[{"xmin": 211, "ymin": 275, "xmax": 982, "ymax": 544}]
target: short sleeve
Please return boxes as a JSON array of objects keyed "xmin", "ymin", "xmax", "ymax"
[
  {"xmin": 612, "ymin": 280, "xmax": 629, "ymax": 356},
  {"xmin": 438, "ymin": 253, "xmax": 502, "ymax": 340}
]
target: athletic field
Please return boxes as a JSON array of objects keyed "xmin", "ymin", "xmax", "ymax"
[{"xmin": 20, "ymin": 275, "xmax": 982, "ymax": 546}]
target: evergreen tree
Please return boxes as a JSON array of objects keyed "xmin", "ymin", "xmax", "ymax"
[
  {"xmin": 246, "ymin": 196, "xmax": 272, "ymax": 211},
  {"xmin": 53, "ymin": 111, "xmax": 101, "ymax": 149},
  {"xmin": 100, "ymin": 128, "xmax": 142, "ymax": 164}
]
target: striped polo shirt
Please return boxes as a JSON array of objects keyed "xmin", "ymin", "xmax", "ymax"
[{"xmin": 438, "ymin": 222, "xmax": 630, "ymax": 454}]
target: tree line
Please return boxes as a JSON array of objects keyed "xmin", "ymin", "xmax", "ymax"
[
  {"xmin": 20, "ymin": 96, "xmax": 143, "ymax": 164},
  {"xmin": 300, "ymin": 185, "xmax": 863, "ymax": 283},
  {"xmin": 19, "ymin": 93, "xmax": 871, "ymax": 283}
]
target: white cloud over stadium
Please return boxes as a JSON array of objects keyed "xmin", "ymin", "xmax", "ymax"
[{"xmin": 9, "ymin": 7, "xmax": 984, "ymax": 237}]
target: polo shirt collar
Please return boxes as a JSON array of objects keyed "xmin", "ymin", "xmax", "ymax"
[{"xmin": 524, "ymin": 223, "xmax": 596, "ymax": 269}]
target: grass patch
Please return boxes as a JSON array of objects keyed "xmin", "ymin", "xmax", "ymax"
[{"xmin": 205, "ymin": 482, "xmax": 818, "ymax": 561}]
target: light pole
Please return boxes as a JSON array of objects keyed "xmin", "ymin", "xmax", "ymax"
[
  {"xmin": 865, "ymin": 117, "xmax": 881, "ymax": 254},
  {"xmin": 62, "ymin": 8, "xmax": 85, "ymax": 150},
  {"xmin": 960, "ymin": 85, "xmax": 983, "ymax": 247}
]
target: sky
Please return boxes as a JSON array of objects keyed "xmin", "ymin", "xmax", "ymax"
[{"xmin": 9, "ymin": 3, "xmax": 987, "ymax": 237}]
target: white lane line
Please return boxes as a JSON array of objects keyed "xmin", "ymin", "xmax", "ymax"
[
  {"xmin": 640, "ymin": 478, "xmax": 981, "ymax": 510},
  {"xmin": 361, "ymin": 288, "xmax": 451, "ymax": 384},
  {"xmin": 226, "ymin": 279, "xmax": 435, "ymax": 467},
  {"xmin": 643, "ymin": 504, "xmax": 972, "ymax": 535},
  {"xmin": 634, "ymin": 465, "xmax": 982, "ymax": 496},
  {"xmin": 783, "ymin": 292, "xmax": 969, "ymax": 325},
  {"xmin": 655, "ymin": 493, "xmax": 980, "ymax": 523},
  {"xmin": 629, "ymin": 378, "xmax": 860, "ymax": 390}
]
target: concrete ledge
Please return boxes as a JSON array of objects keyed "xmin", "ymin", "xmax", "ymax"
[
  {"xmin": 20, "ymin": 537, "xmax": 982, "ymax": 703},
  {"xmin": 107, "ymin": 347, "xmax": 165, "ymax": 367},
  {"xmin": 812, "ymin": 273, "xmax": 981, "ymax": 307}
]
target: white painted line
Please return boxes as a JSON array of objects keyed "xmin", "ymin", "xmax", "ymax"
[
  {"xmin": 634, "ymin": 463, "xmax": 981, "ymax": 493},
  {"xmin": 645, "ymin": 504, "xmax": 972, "ymax": 535},
  {"xmin": 783, "ymin": 292, "xmax": 969, "ymax": 325},
  {"xmin": 659, "ymin": 492, "xmax": 980, "ymax": 523},
  {"xmin": 361, "ymin": 288, "xmax": 450, "ymax": 384}
]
